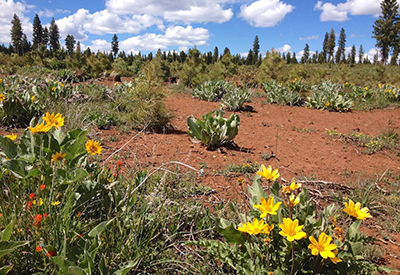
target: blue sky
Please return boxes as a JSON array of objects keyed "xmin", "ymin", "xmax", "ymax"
[{"xmin": 0, "ymin": 0, "xmax": 393, "ymax": 59}]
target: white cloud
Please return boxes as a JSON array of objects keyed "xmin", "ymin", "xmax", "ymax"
[
  {"xmin": 38, "ymin": 9, "xmax": 54, "ymax": 18},
  {"xmin": 314, "ymin": 0, "xmax": 398, "ymax": 22},
  {"xmin": 238, "ymin": 0, "xmax": 294, "ymax": 27},
  {"xmin": 0, "ymin": 0, "xmax": 34, "ymax": 43},
  {"xmin": 277, "ymin": 44, "xmax": 291, "ymax": 53},
  {"xmin": 105, "ymin": 0, "xmax": 233, "ymax": 23},
  {"xmin": 55, "ymin": 9, "xmax": 164, "ymax": 42},
  {"xmin": 314, "ymin": 1, "xmax": 348, "ymax": 22},
  {"xmin": 299, "ymin": 35, "xmax": 319, "ymax": 41},
  {"xmin": 84, "ymin": 26, "xmax": 210, "ymax": 53}
]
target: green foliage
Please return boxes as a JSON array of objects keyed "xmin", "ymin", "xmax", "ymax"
[
  {"xmin": 189, "ymin": 168, "xmax": 395, "ymax": 274},
  {"xmin": 220, "ymin": 87, "xmax": 251, "ymax": 111},
  {"xmin": 187, "ymin": 110, "xmax": 240, "ymax": 148},
  {"xmin": 306, "ymin": 80, "xmax": 353, "ymax": 112},
  {"xmin": 191, "ymin": 80, "xmax": 233, "ymax": 102},
  {"xmin": 0, "ymin": 117, "xmax": 218, "ymax": 274},
  {"xmin": 262, "ymin": 79, "xmax": 303, "ymax": 106}
]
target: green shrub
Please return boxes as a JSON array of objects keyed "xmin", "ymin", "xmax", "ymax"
[
  {"xmin": 191, "ymin": 80, "xmax": 233, "ymax": 102},
  {"xmin": 187, "ymin": 110, "xmax": 240, "ymax": 148},
  {"xmin": 220, "ymin": 87, "xmax": 251, "ymax": 111},
  {"xmin": 306, "ymin": 80, "xmax": 353, "ymax": 112},
  {"xmin": 262, "ymin": 79, "xmax": 303, "ymax": 106}
]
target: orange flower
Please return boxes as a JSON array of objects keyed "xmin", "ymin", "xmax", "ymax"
[
  {"xmin": 40, "ymin": 184, "xmax": 46, "ymax": 191},
  {"xmin": 27, "ymin": 201, "xmax": 33, "ymax": 209},
  {"xmin": 35, "ymin": 246, "xmax": 43, "ymax": 252},
  {"xmin": 45, "ymin": 251, "xmax": 56, "ymax": 257},
  {"xmin": 29, "ymin": 193, "xmax": 35, "ymax": 200},
  {"xmin": 43, "ymin": 213, "xmax": 49, "ymax": 218},
  {"xmin": 33, "ymin": 214, "xmax": 43, "ymax": 226}
]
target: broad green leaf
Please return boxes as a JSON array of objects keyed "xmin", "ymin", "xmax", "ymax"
[
  {"xmin": 187, "ymin": 116, "xmax": 202, "ymax": 139},
  {"xmin": 0, "ymin": 221, "xmax": 14, "ymax": 241},
  {"xmin": 6, "ymin": 159, "xmax": 31, "ymax": 179},
  {"xmin": 113, "ymin": 259, "xmax": 140, "ymax": 275},
  {"xmin": 88, "ymin": 219, "xmax": 115, "ymax": 238},
  {"xmin": 67, "ymin": 266, "xmax": 88, "ymax": 275},
  {"xmin": 0, "ymin": 240, "xmax": 28, "ymax": 258},
  {"xmin": 0, "ymin": 136, "xmax": 18, "ymax": 159},
  {"xmin": 346, "ymin": 219, "xmax": 361, "ymax": 241}
]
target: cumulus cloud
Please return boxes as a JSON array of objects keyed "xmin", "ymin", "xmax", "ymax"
[
  {"xmin": 238, "ymin": 0, "xmax": 294, "ymax": 27},
  {"xmin": 314, "ymin": 1, "xmax": 348, "ymax": 22},
  {"xmin": 119, "ymin": 26, "xmax": 209, "ymax": 52},
  {"xmin": 277, "ymin": 44, "xmax": 291, "ymax": 53},
  {"xmin": 105, "ymin": 0, "xmax": 233, "ymax": 23},
  {"xmin": 0, "ymin": 0, "xmax": 34, "ymax": 43},
  {"xmin": 299, "ymin": 35, "xmax": 318, "ymax": 41},
  {"xmin": 55, "ymin": 9, "xmax": 164, "ymax": 41},
  {"xmin": 314, "ymin": 0, "xmax": 390, "ymax": 22}
]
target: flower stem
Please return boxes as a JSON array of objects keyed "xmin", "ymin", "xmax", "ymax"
[{"xmin": 290, "ymin": 241, "xmax": 295, "ymax": 275}]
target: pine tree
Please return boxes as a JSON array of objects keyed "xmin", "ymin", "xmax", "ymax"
[
  {"xmin": 32, "ymin": 14, "xmax": 43, "ymax": 49},
  {"xmin": 111, "ymin": 34, "xmax": 119, "ymax": 57},
  {"xmin": 223, "ymin": 47, "xmax": 231, "ymax": 56},
  {"xmin": 10, "ymin": 14, "xmax": 23, "ymax": 55},
  {"xmin": 21, "ymin": 34, "xmax": 30, "ymax": 54},
  {"xmin": 337, "ymin": 28, "xmax": 347, "ymax": 63},
  {"xmin": 49, "ymin": 18, "xmax": 61, "ymax": 53},
  {"xmin": 358, "ymin": 45, "xmax": 364, "ymax": 64},
  {"xmin": 350, "ymin": 45, "xmax": 356, "ymax": 64},
  {"xmin": 286, "ymin": 52, "xmax": 291, "ymax": 64},
  {"xmin": 43, "ymin": 27, "xmax": 49, "ymax": 47},
  {"xmin": 65, "ymin": 34, "xmax": 76, "ymax": 55},
  {"xmin": 301, "ymin": 43, "xmax": 309, "ymax": 63},
  {"xmin": 252, "ymin": 35, "xmax": 260, "ymax": 64},
  {"xmin": 327, "ymin": 28, "xmax": 336, "ymax": 64},
  {"xmin": 212, "ymin": 46, "xmax": 219, "ymax": 63},
  {"xmin": 291, "ymin": 52, "xmax": 298, "ymax": 64},
  {"xmin": 246, "ymin": 49, "xmax": 254, "ymax": 65},
  {"xmin": 373, "ymin": 0, "xmax": 400, "ymax": 64},
  {"xmin": 322, "ymin": 32, "xmax": 329, "ymax": 62}
]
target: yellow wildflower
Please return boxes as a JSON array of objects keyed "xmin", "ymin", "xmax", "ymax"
[
  {"xmin": 253, "ymin": 196, "xmax": 282, "ymax": 217},
  {"xmin": 28, "ymin": 123, "xmax": 52, "ymax": 133},
  {"xmin": 282, "ymin": 180, "xmax": 302, "ymax": 194},
  {"xmin": 5, "ymin": 134, "xmax": 17, "ymax": 141},
  {"xmin": 43, "ymin": 112, "xmax": 64, "ymax": 129},
  {"xmin": 284, "ymin": 193, "xmax": 300, "ymax": 207},
  {"xmin": 85, "ymin": 139, "xmax": 103, "ymax": 155},
  {"xmin": 257, "ymin": 164, "xmax": 279, "ymax": 182},
  {"xmin": 0, "ymin": 93, "xmax": 5, "ymax": 102},
  {"xmin": 329, "ymin": 249, "xmax": 342, "ymax": 264},
  {"xmin": 238, "ymin": 218, "xmax": 274, "ymax": 235},
  {"xmin": 308, "ymin": 232, "xmax": 337, "ymax": 259},
  {"xmin": 33, "ymin": 198, "xmax": 43, "ymax": 206},
  {"xmin": 31, "ymin": 95, "xmax": 36, "ymax": 102},
  {"xmin": 51, "ymin": 201, "xmax": 60, "ymax": 206},
  {"xmin": 343, "ymin": 199, "xmax": 372, "ymax": 220},
  {"xmin": 52, "ymin": 151, "xmax": 66, "ymax": 161},
  {"xmin": 279, "ymin": 218, "xmax": 307, "ymax": 242}
]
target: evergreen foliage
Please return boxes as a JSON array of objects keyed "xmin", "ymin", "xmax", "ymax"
[
  {"xmin": 111, "ymin": 34, "xmax": 119, "ymax": 57},
  {"xmin": 32, "ymin": 14, "xmax": 43, "ymax": 49},
  {"xmin": 373, "ymin": 0, "xmax": 400, "ymax": 64},
  {"xmin": 10, "ymin": 14, "xmax": 23, "ymax": 55},
  {"xmin": 49, "ymin": 18, "xmax": 61, "ymax": 53}
]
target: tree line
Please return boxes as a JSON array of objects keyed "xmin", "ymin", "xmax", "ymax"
[{"xmin": 2, "ymin": 0, "xmax": 399, "ymax": 67}]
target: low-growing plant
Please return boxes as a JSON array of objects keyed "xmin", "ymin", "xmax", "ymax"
[
  {"xmin": 187, "ymin": 110, "xmax": 240, "ymax": 149},
  {"xmin": 188, "ymin": 164, "xmax": 396, "ymax": 274},
  {"xmin": 220, "ymin": 87, "xmax": 251, "ymax": 111},
  {"xmin": 191, "ymin": 80, "xmax": 233, "ymax": 102},
  {"xmin": 262, "ymin": 79, "xmax": 303, "ymax": 106},
  {"xmin": 306, "ymin": 80, "xmax": 353, "ymax": 112}
]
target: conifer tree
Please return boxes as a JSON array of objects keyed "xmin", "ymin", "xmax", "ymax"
[
  {"xmin": 11, "ymin": 13, "xmax": 23, "ymax": 55},
  {"xmin": 223, "ymin": 47, "xmax": 231, "ymax": 56},
  {"xmin": 286, "ymin": 52, "xmax": 291, "ymax": 64},
  {"xmin": 246, "ymin": 49, "xmax": 254, "ymax": 65},
  {"xmin": 49, "ymin": 18, "xmax": 61, "ymax": 53},
  {"xmin": 322, "ymin": 32, "xmax": 329, "ymax": 62},
  {"xmin": 373, "ymin": 0, "xmax": 400, "ymax": 64},
  {"xmin": 337, "ymin": 28, "xmax": 347, "ymax": 63},
  {"xmin": 358, "ymin": 45, "xmax": 364, "ymax": 64},
  {"xmin": 252, "ymin": 35, "xmax": 260, "ymax": 64},
  {"xmin": 327, "ymin": 28, "xmax": 336, "ymax": 64},
  {"xmin": 291, "ymin": 52, "xmax": 298, "ymax": 64},
  {"xmin": 32, "ymin": 14, "xmax": 43, "ymax": 49},
  {"xmin": 111, "ymin": 34, "xmax": 119, "ymax": 57},
  {"xmin": 350, "ymin": 45, "xmax": 356, "ymax": 64},
  {"xmin": 43, "ymin": 26, "xmax": 49, "ymax": 47},
  {"xmin": 65, "ymin": 34, "xmax": 76, "ymax": 55},
  {"xmin": 301, "ymin": 43, "xmax": 309, "ymax": 63},
  {"xmin": 212, "ymin": 46, "xmax": 219, "ymax": 63}
]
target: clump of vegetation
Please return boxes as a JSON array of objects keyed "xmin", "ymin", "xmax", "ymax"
[
  {"xmin": 306, "ymin": 80, "xmax": 353, "ymax": 112},
  {"xmin": 189, "ymin": 164, "xmax": 395, "ymax": 274},
  {"xmin": 262, "ymin": 79, "xmax": 303, "ymax": 106},
  {"xmin": 220, "ymin": 87, "xmax": 251, "ymax": 111},
  {"xmin": 191, "ymin": 80, "xmax": 233, "ymax": 102},
  {"xmin": 187, "ymin": 110, "xmax": 240, "ymax": 149}
]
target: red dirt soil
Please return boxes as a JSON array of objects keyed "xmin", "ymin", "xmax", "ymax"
[
  {"xmin": 2, "ymin": 79, "xmax": 400, "ymax": 272},
  {"xmin": 98, "ymin": 89, "xmax": 400, "ymax": 273}
]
